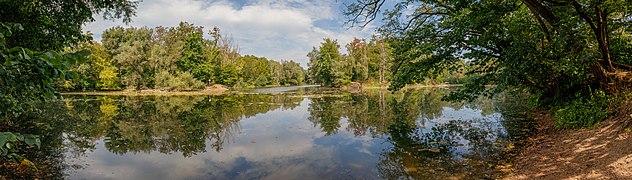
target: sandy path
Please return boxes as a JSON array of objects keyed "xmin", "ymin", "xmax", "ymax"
[{"xmin": 506, "ymin": 110, "xmax": 632, "ymax": 179}]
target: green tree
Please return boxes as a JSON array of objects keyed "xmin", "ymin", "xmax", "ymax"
[
  {"xmin": 104, "ymin": 27, "xmax": 152, "ymax": 90},
  {"xmin": 268, "ymin": 60, "xmax": 283, "ymax": 86},
  {"xmin": 0, "ymin": 0, "xmax": 137, "ymax": 175},
  {"xmin": 308, "ymin": 38, "xmax": 344, "ymax": 87},
  {"xmin": 239, "ymin": 55, "xmax": 271, "ymax": 86},
  {"xmin": 0, "ymin": 0, "xmax": 137, "ymax": 51},
  {"xmin": 281, "ymin": 60, "xmax": 304, "ymax": 85},
  {"xmin": 346, "ymin": 38, "xmax": 370, "ymax": 82},
  {"xmin": 346, "ymin": 0, "xmax": 632, "ymax": 104},
  {"xmin": 1, "ymin": 0, "xmax": 136, "ymax": 117},
  {"xmin": 177, "ymin": 24, "xmax": 213, "ymax": 84},
  {"xmin": 113, "ymin": 40, "xmax": 149, "ymax": 90}
]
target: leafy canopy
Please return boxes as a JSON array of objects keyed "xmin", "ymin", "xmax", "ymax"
[{"xmin": 346, "ymin": 0, "xmax": 632, "ymax": 103}]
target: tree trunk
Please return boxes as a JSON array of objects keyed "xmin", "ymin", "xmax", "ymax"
[
  {"xmin": 378, "ymin": 42, "xmax": 387, "ymax": 84},
  {"xmin": 594, "ymin": 6, "xmax": 614, "ymax": 72},
  {"xmin": 523, "ymin": 0, "xmax": 557, "ymax": 25}
]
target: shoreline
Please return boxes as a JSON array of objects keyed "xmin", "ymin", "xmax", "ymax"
[
  {"xmin": 505, "ymin": 100, "xmax": 632, "ymax": 179},
  {"xmin": 60, "ymin": 86, "xmax": 231, "ymax": 96},
  {"xmin": 60, "ymin": 84, "xmax": 465, "ymax": 96},
  {"xmin": 60, "ymin": 90, "xmax": 233, "ymax": 96},
  {"xmin": 362, "ymin": 84, "xmax": 463, "ymax": 89}
]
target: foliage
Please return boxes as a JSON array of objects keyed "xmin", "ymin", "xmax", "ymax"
[
  {"xmin": 0, "ymin": 0, "xmax": 137, "ymax": 51},
  {"xmin": 0, "ymin": 132, "xmax": 41, "ymax": 163},
  {"xmin": 308, "ymin": 39, "xmax": 343, "ymax": 87},
  {"xmin": 307, "ymin": 36, "xmax": 422, "ymax": 87},
  {"xmin": 77, "ymin": 23, "xmax": 307, "ymax": 90},
  {"xmin": 281, "ymin": 61, "xmax": 304, "ymax": 85},
  {"xmin": 0, "ymin": 23, "xmax": 87, "ymax": 119},
  {"xmin": 555, "ymin": 90, "xmax": 612, "ymax": 129},
  {"xmin": 177, "ymin": 25, "xmax": 213, "ymax": 83},
  {"xmin": 0, "ymin": 0, "xmax": 138, "ymax": 176},
  {"xmin": 345, "ymin": 0, "xmax": 632, "ymax": 105},
  {"xmin": 155, "ymin": 71, "xmax": 205, "ymax": 91},
  {"xmin": 56, "ymin": 42, "xmax": 121, "ymax": 91}
]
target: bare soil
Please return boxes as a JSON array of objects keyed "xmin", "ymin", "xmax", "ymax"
[{"xmin": 505, "ymin": 101, "xmax": 632, "ymax": 180}]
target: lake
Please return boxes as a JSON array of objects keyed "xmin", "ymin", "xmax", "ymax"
[{"xmin": 26, "ymin": 86, "xmax": 532, "ymax": 179}]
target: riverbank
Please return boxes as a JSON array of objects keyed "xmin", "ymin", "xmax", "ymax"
[
  {"xmin": 60, "ymin": 84, "xmax": 464, "ymax": 96},
  {"xmin": 505, "ymin": 100, "xmax": 632, "ymax": 179},
  {"xmin": 361, "ymin": 83, "xmax": 463, "ymax": 89},
  {"xmin": 61, "ymin": 85, "xmax": 231, "ymax": 96}
]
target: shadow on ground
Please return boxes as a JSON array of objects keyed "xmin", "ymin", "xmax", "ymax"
[{"xmin": 507, "ymin": 107, "xmax": 632, "ymax": 180}]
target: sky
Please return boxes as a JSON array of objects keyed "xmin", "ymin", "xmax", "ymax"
[{"xmin": 83, "ymin": 0, "xmax": 377, "ymax": 68}]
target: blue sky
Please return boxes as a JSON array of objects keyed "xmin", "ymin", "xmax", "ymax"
[{"xmin": 83, "ymin": 0, "xmax": 377, "ymax": 67}]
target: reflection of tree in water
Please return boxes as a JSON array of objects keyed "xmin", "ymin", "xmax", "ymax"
[
  {"xmin": 308, "ymin": 89, "xmax": 452, "ymax": 137},
  {"xmin": 307, "ymin": 96, "xmax": 345, "ymax": 135},
  {"xmin": 306, "ymin": 89, "xmax": 525, "ymax": 179},
  {"xmin": 377, "ymin": 97, "xmax": 507, "ymax": 179},
  {"xmin": 21, "ymin": 94, "xmax": 303, "ymax": 178}
]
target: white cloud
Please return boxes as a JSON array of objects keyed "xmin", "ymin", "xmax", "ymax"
[{"xmin": 83, "ymin": 0, "xmax": 374, "ymax": 67}]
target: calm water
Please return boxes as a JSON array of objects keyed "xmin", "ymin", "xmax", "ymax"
[{"xmin": 27, "ymin": 87, "xmax": 531, "ymax": 179}]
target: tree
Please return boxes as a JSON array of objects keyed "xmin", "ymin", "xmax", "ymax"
[
  {"xmin": 268, "ymin": 60, "xmax": 283, "ymax": 86},
  {"xmin": 114, "ymin": 40, "xmax": 149, "ymax": 90},
  {"xmin": 281, "ymin": 61, "xmax": 304, "ymax": 85},
  {"xmin": 104, "ymin": 27, "xmax": 152, "ymax": 91},
  {"xmin": 346, "ymin": 38, "xmax": 370, "ymax": 82},
  {"xmin": 367, "ymin": 36, "xmax": 393, "ymax": 84},
  {"xmin": 308, "ymin": 38, "xmax": 344, "ymax": 87},
  {"xmin": 0, "ymin": 0, "xmax": 137, "ymax": 51},
  {"xmin": 239, "ymin": 55, "xmax": 271, "ymax": 86},
  {"xmin": 345, "ymin": 0, "xmax": 632, "ymax": 103},
  {"xmin": 0, "ymin": 0, "xmax": 137, "ymax": 173},
  {"xmin": 1, "ymin": 0, "xmax": 136, "ymax": 117},
  {"xmin": 176, "ymin": 23, "xmax": 214, "ymax": 84}
]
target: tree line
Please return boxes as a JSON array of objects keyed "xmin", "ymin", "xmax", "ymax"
[
  {"xmin": 307, "ymin": 37, "xmax": 466, "ymax": 87},
  {"xmin": 58, "ymin": 22, "xmax": 307, "ymax": 91}
]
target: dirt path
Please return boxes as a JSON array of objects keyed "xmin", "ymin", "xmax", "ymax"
[{"xmin": 506, "ymin": 108, "xmax": 632, "ymax": 179}]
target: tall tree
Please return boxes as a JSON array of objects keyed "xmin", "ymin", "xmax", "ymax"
[
  {"xmin": 0, "ymin": 0, "xmax": 137, "ymax": 51},
  {"xmin": 346, "ymin": 38, "xmax": 370, "ymax": 82},
  {"xmin": 346, "ymin": 0, "xmax": 632, "ymax": 103},
  {"xmin": 1, "ymin": 0, "xmax": 137, "ymax": 118},
  {"xmin": 308, "ymin": 38, "xmax": 344, "ymax": 87},
  {"xmin": 114, "ymin": 40, "xmax": 149, "ymax": 90}
]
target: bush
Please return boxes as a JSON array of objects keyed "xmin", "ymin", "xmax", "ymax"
[
  {"xmin": 154, "ymin": 71, "xmax": 205, "ymax": 91},
  {"xmin": 254, "ymin": 76, "xmax": 269, "ymax": 87},
  {"xmin": 173, "ymin": 71, "xmax": 205, "ymax": 91},
  {"xmin": 554, "ymin": 90, "xmax": 611, "ymax": 129}
]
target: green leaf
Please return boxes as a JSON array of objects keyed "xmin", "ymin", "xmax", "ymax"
[
  {"xmin": 6, "ymin": 142, "xmax": 13, "ymax": 149},
  {"xmin": 16, "ymin": 134, "xmax": 24, "ymax": 141},
  {"xmin": 0, "ymin": 132, "xmax": 18, "ymax": 146},
  {"xmin": 23, "ymin": 134, "xmax": 40, "ymax": 148},
  {"xmin": 21, "ymin": 48, "xmax": 30, "ymax": 60}
]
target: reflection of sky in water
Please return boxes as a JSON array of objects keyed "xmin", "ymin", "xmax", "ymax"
[
  {"xmin": 64, "ymin": 96, "xmax": 512, "ymax": 180},
  {"xmin": 418, "ymin": 107, "xmax": 507, "ymax": 156}
]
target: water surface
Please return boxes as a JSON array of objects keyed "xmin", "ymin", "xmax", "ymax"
[{"xmin": 28, "ymin": 87, "xmax": 530, "ymax": 179}]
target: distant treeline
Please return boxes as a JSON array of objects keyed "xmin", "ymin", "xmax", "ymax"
[
  {"xmin": 307, "ymin": 37, "xmax": 466, "ymax": 87},
  {"xmin": 58, "ymin": 22, "xmax": 306, "ymax": 91}
]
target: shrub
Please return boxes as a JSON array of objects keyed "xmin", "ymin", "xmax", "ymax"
[
  {"xmin": 254, "ymin": 76, "xmax": 269, "ymax": 87},
  {"xmin": 554, "ymin": 90, "xmax": 611, "ymax": 129},
  {"xmin": 154, "ymin": 71, "xmax": 205, "ymax": 91}
]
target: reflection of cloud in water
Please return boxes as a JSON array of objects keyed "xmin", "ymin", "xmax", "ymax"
[
  {"xmin": 49, "ymin": 89, "xmax": 527, "ymax": 180},
  {"xmin": 417, "ymin": 107, "xmax": 508, "ymax": 156},
  {"xmin": 67, "ymin": 99, "xmax": 346, "ymax": 179}
]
